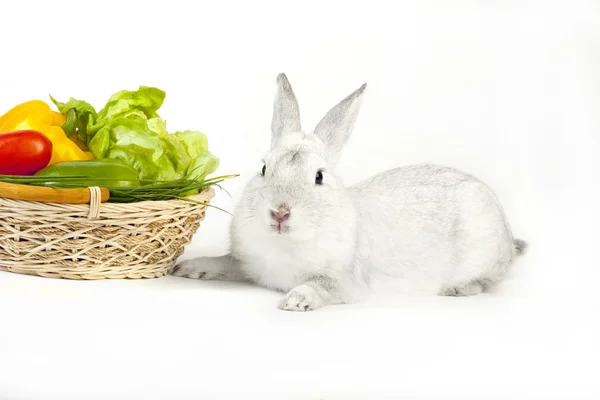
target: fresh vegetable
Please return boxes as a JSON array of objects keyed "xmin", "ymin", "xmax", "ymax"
[
  {"xmin": 51, "ymin": 86, "xmax": 220, "ymax": 183},
  {"xmin": 0, "ymin": 85, "xmax": 232, "ymax": 206},
  {"xmin": 101, "ymin": 176, "xmax": 232, "ymax": 204},
  {"xmin": 0, "ymin": 173, "xmax": 237, "ymax": 206},
  {"xmin": 0, "ymin": 100, "xmax": 94, "ymax": 165},
  {"xmin": 49, "ymin": 95, "xmax": 98, "ymax": 144},
  {"xmin": 0, "ymin": 130, "xmax": 53, "ymax": 175},
  {"xmin": 34, "ymin": 159, "xmax": 140, "ymax": 187}
]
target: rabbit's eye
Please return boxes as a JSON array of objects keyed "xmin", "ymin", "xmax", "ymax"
[
  {"xmin": 261, "ymin": 164, "xmax": 266, "ymax": 176},
  {"xmin": 315, "ymin": 171, "xmax": 323, "ymax": 185}
]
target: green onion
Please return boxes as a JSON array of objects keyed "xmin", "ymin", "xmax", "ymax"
[{"xmin": 0, "ymin": 174, "xmax": 238, "ymax": 209}]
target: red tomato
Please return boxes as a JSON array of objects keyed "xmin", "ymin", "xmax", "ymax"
[{"xmin": 0, "ymin": 130, "xmax": 53, "ymax": 175}]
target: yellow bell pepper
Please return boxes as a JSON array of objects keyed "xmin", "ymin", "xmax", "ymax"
[{"xmin": 0, "ymin": 100, "xmax": 94, "ymax": 165}]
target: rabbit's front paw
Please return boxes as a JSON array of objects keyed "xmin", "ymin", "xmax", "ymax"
[
  {"xmin": 279, "ymin": 285, "xmax": 323, "ymax": 312},
  {"xmin": 440, "ymin": 281, "xmax": 484, "ymax": 296},
  {"xmin": 170, "ymin": 258, "xmax": 226, "ymax": 280}
]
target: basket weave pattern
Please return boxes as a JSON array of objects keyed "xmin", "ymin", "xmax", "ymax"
[{"xmin": 0, "ymin": 187, "xmax": 214, "ymax": 279}]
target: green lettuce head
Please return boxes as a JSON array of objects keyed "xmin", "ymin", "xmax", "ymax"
[{"xmin": 51, "ymin": 86, "xmax": 219, "ymax": 183}]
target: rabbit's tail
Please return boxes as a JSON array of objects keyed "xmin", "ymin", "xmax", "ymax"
[{"xmin": 514, "ymin": 239, "xmax": 528, "ymax": 256}]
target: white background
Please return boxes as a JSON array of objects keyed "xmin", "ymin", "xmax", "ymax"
[{"xmin": 1, "ymin": 0, "xmax": 599, "ymax": 399}]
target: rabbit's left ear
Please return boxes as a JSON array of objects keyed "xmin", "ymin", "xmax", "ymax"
[{"xmin": 314, "ymin": 83, "xmax": 367, "ymax": 165}]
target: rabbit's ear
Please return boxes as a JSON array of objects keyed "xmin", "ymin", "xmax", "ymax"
[
  {"xmin": 271, "ymin": 73, "xmax": 301, "ymax": 149},
  {"xmin": 313, "ymin": 83, "xmax": 367, "ymax": 164}
]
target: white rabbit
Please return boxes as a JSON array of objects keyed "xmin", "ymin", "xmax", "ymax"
[{"xmin": 171, "ymin": 73, "xmax": 527, "ymax": 311}]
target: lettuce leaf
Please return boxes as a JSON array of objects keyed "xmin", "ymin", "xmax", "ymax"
[
  {"xmin": 97, "ymin": 86, "xmax": 166, "ymax": 121},
  {"xmin": 51, "ymin": 86, "xmax": 219, "ymax": 184},
  {"xmin": 106, "ymin": 145, "xmax": 159, "ymax": 181},
  {"xmin": 188, "ymin": 151, "xmax": 220, "ymax": 181}
]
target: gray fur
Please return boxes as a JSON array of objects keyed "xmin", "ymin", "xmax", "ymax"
[
  {"xmin": 171, "ymin": 73, "xmax": 527, "ymax": 311},
  {"xmin": 514, "ymin": 239, "xmax": 528, "ymax": 256}
]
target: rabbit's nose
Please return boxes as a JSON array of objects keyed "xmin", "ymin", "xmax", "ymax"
[{"xmin": 271, "ymin": 207, "xmax": 290, "ymax": 223}]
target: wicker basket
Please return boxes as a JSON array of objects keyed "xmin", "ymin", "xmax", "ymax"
[{"xmin": 0, "ymin": 187, "xmax": 215, "ymax": 279}]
